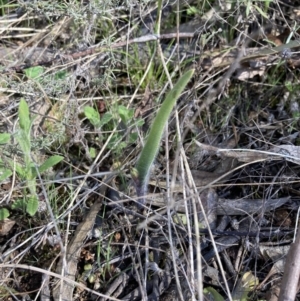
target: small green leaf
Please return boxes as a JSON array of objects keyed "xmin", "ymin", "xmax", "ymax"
[
  {"xmin": 89, "ymin": 147, "xmax": 96, "ymax": 158},
  {"xmin": 0, "ymin": 133, "xmax": 10, "ymax": 144},
  {"xmin": 26, "ymin": 197, "xmax": 39, "ymax": 216},
  {"xmin": 15, "ymin": 129, "xmax": 31, "ymax": 154},
  {"xmin": 84, "ymin": 106, "xmax": 101, "ymax": 127},
  {"xmin": 84, "ymin": 264, "xmax": 93, "ymax": 271},
  {"xmin": 38, "ymin": 155, "xmax": 64, "ymax": 174},
  {"xmin": 107, "ymin": 134, "xmax": 120, "ymax": 149},
  {"xmin": 285, "ymin": 81, "xmax": 293, "ymax": 92},
  {"xmin": 253, "ymin": 4, "xmax": 268, "ymax": 19},
  {"xmin": 26, "ymin": 179, "xmax": 37, "ymax": 201},
  {"xmin": 129, "ymin": 132, "xmax": 138, "ymax": 143},
  {"xmin": 203, "ymin": 287, "xmax": 224, "ymax": 301},
  {"xmin": 24, "ymin": 66, "xmax": 44, "ymax": 79},
  {"xmin": 100, "ymin": 112, "xmax": 113, "ymax": 126},
  {"xmin": 88, "ymin": 275, "xmax": 95, "ymax": 283},
  {"xmin": 118, "ymin": 106, "xmax": 134, "ymax": 124},
  {"xmin": 118, "ymin": 141, "xmax": 127, "ymax": 151},
  {"xmin": 18, "ymin": 99, "xmax": 31, "ymax": 135},
  {"xmin": 186, "ymin": 6, "xmax": 199, "ymax": 15},
  {"xmin": 232, "ymin": 271, "xmax": 259, "ymax": 301},
  {"xmin": 13, "ymin": 161, "xmax": 27, "ymax": 179},
  {"xmin": 0, "ymin": 208, "xmax": 10, "ymax": 220},
  {"xmin": 54, "ymin": 70, "xmax": 68, "ymax": 80},
  {"xmin": 131, "ymin": 167, "xmax": 139, "ymax": 181},
  {"xmin": 26, "ymin": 163, "xmax": 37, "ymax": 181},
  {"xmin": 173, "ymin": 213, "xmax": 188, "ymax": 225},
  {"xmin": 135, "ymin": 118, "xmax": 145, "ymax": 127},
  {"xmin": 11, "ymin": 199, "xmax": 27, "ymax": 211},
  {"xmin": 0, "ymin": 169, "xmax": 12, "ymax": 182}
]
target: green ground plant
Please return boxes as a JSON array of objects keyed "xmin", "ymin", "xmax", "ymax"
[
  {"xmin": 132, "ymin": 69, "xmax": 194, "ymax": 206},
  {"xmin": 84, "ymin": 103, "xmax": 144, "ymax": 157},
  {"xmin": 0, "ymin": 99, "xmax": 63, "ymax": 219}
]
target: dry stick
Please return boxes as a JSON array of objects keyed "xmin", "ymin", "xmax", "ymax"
[{"xmin": 278, "ymin": 223, "xmax": 300, "ymax": 301}]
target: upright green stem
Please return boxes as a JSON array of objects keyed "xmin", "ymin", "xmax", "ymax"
[{"xmin": 133, "ymin": 69, "xmax": 194, "ymax": 207}]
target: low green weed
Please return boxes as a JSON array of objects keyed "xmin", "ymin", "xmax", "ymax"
[
  {"xmin": 84, "ymin": 103, "xmax": 144, "ymax": 157},
  {"xmin": 0, "ymin": 99, "xmax": 63, "ymax": 219},
  {"xmin": 24, "ymin": 66, "xmax": 69, "ymax": 96}
]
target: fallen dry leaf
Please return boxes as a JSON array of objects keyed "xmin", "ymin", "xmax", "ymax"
[{"xmin": 0, "ymin": 219, "xmax": 15, "ymax": 236}]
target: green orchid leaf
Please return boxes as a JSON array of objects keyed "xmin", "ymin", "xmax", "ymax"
[{"xmin": 134, "ymin": 69, "xmax": 194, "ymax": 205}]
